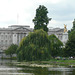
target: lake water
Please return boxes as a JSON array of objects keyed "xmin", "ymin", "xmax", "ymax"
[{"xmin": 0, "ymin": 59, "xmax": 75, "ymax": 75}]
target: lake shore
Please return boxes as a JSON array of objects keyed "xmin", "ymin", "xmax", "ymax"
[{"xmin": 13, "ymin": 59, "xmax": 75, "ymax": 68}]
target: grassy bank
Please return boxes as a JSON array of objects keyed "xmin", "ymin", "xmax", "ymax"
[
  {"xmin": 1, "ymin": 57, "xmax": 17, "ymax": 60},
  {"xmin": 14, "ymin": 59, "xmax": 75, "ymax": 67}
]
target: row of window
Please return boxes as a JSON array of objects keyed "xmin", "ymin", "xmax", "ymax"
[
  {"xmin": 0, "ymin": 35, "xmax": 12, "ymax": 37},
  {"xmin": 0, "ymin": 40, "xmax": 12, "ymax": 44}
]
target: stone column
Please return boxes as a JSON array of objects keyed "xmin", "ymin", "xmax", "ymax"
[
  {"xmin": 19, "ymin": 33, "xmax": 21, "ymax": 44},
  {"xmin": 62, "ymin": 32, "xmax": 68, "ymax": 45},
  {"xmin": 17, "ymin": 33, "xmax": 19, "ymax": 45},
  {"xmin": 12, "ymin": 33, "xmax": 17, "ymax": 45}
]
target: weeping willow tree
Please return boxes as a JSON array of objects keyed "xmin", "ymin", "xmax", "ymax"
[
  {"xmin": 48, "ymin": 34, "xmax": 63, "ymax": 58},
  {"xmin": 17, "ymin": 29, "xmax": 51, "ymax": 61}
]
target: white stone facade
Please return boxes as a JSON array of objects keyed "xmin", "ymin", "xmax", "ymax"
[
  {"xmin": 0, "ymin": 25, "xmax": 33, "ymax": 50},
  {"xmin": 48, "ymin": 28, "xmax": 68, "ymax": 45},
  {"xmin": 0, "ymin": 25, "xmax": 68, "ymax": 50}
]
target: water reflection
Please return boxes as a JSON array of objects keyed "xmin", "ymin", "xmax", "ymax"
[
  {"xmin": 21, "ymin": 66, "xmax": 75, "ymax": 75},
  {"xmin": 48, "ymin": 67, "xmax": 74, "ymax": 71},
  {"xmin": 48, "ymin": 67, "xmax": 75, "ymax": 75},
  {"xmin": 0, "ymin": 59, "xmax": 75, "ymax": 75},
  {"xmin": 0, "ymin": 59, "xmax": 34, "ymax": 75}
]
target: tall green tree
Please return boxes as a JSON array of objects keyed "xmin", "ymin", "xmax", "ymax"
[
  {"xmin": 48, "ymin": 34, "xmax": 63, "ymax": 58},
  {"xmin": 33, "ymin": 5, "xmax": 51, "ymax": 32},
  {"xmin": 64, "ymin": 31, "xmax": 75, "ymax": 57},
  {"xmin": 5, "ymin": 44, "xmax": 18, "ymax": 58},
  {"xmin": 71, "ymin": 19, "xmax": 75, "ymax": 31},
  {"xmin": 17, "ymin": 29, "xmax": 51, "ymax": 61}
]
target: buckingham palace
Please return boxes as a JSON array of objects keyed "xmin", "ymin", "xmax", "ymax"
[
  {"xmin": 0, "ymin": 25, "xmax": 68, "ymax": 50},
  {"xmin": 0, "ymin": 25, "xmax": 33, "ymax": 50}
]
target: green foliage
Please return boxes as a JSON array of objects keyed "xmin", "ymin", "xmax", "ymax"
[
  {"xmin": 73, "ymin": 20, "xmax": 75, "ymax": 30},
  {"xmin": 48, "ymin": 34, "xmax": 63, "ymax": 57},
  {"xmin": 17, "ymin": 29, "xmax": 51, "ymax": 61},
  {"xmin": 5, "ymin": 44, "xmax": 18, "ymax": 58},
  {"xmin": 33, "ymin": 5, "xmax": 51, "ymax": 32},
  {"xmin": 71, "ymin": 19, "xmax": 75, "ymax": 31},
  {"xmin": 64, "ymin": 31, "xmax": 75, "ymax": 57}
]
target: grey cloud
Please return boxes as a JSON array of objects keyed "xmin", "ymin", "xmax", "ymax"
[
  {"xmin": 45, "ymin": 0, "xmax": 75, "ymax": 22},
  {"xmin": 0, "ymin": 20, "xmax": 16, "ymax": 26}
]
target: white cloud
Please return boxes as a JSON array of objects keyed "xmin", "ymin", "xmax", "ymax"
[
  {"xmin": 48, "ymin": 20, "xmax": 73, "ymax": 30},
  {"xmin": 0, "ymin": 0, "xmax": 74, "ymax": 30},
  {"xmin": 35, "ymin": 0, "xmax": 62, "ymax": 4}
]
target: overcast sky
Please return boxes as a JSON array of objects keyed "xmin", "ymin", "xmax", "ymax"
[{"xmin": 0, "ymin": 0, "xmax": 75, "ymax": 30}]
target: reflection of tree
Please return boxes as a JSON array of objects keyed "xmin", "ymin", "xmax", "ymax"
[{"xmin": 20, "ymin": 66, "xmax": 68, "ymax": 75}]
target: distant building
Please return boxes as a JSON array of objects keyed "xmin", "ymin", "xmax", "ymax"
[
  {"xmin": 48, "ymin": 27, "xmax": 68, "ymax": 45},
  {"xmin": 0, "ymin": 25, "xmax": 68, "ymax": 50},
  {"xmin": 0, "ymin": 25, "xmax": 33, "ymax": 50}
]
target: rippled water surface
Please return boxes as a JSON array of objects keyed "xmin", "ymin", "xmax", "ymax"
[{"xmin": 0, "ymin": 59, "xmax": 75, "ymax": 75}]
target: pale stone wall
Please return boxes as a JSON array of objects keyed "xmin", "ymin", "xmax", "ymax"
[
  {"xmin": 0, "ymin": 25, "xmax": 68, "ymax": 50},
  {"xmin": 48, "ymin": 28, "xmax": 68, "ymax": 45},
  {"xmin": 12, "ymin": 33, "xmax": 18, "ymax": 45},
  {"xmin": 0, "ymin": 30, "xmax": 13, "ymax": 50},
  {"xmin": 0, "ymin": 25, "xmax": 32, "ymax": 50},
  {"xmin": 62, "ymin": 32, "xmax": 68, "ymax": 45}
]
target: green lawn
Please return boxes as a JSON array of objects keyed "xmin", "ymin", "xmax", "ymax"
[
  {"xmin": 15, "ymin": 59, "xmax": 75, "ymax": 67},
  {"xmin": 41, "ymin": 59, "xmax": 75, "ymax": 66}
]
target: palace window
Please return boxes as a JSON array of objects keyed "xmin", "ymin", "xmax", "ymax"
[
  {"xmin": 1, "ymin": 40, "xmax": 3, "ymax": 44},
  {"xmin": 5, "ymin": 40, "xmax": 7, "ymax": 43},
  {"xmin": 14, "ymin": 34, "xmax": 16, "ymax": 37},
  {"xmin": 6, "ymin": 35, "xmax": 7, "ymax": 38}
]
